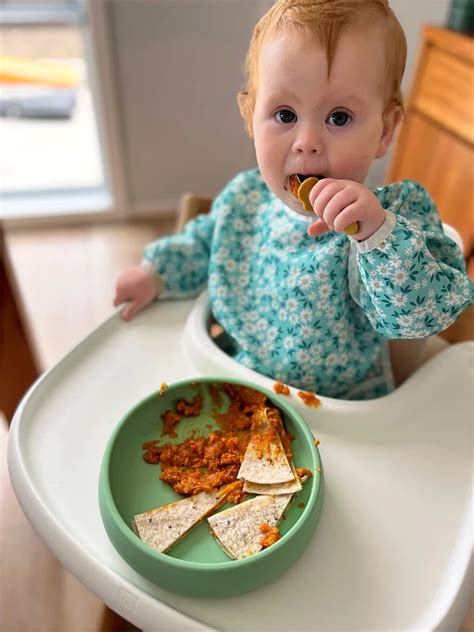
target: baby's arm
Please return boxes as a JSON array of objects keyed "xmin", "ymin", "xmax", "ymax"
[
  {"xmin": 113, "ymin": 264, "xmax": 162, "ymax": 321},
  {"xmin": 113, "ymin": 200, "xmax": 219, "ymax": 321},
  {"xmin": 352, "ymin": 181, "xmax": 473, "ymax": 338}
]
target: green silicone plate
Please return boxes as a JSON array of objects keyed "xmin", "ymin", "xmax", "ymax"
[{"xmin": 99, "ymin": 377, "xmax": 324, "ymax": 597}]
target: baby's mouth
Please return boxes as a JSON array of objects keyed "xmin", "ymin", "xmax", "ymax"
[{"xmin": 286, "ymin": 174, "xmax": 322, "ymax": 212}]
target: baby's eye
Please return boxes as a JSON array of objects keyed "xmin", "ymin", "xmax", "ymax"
[
  {"xmin": 327, "ymin": 111, "xmax": 352, "ymax": 126},
  {"xmin": 275, "ymin": 109, "xmax": 296, "ymax": 124}
]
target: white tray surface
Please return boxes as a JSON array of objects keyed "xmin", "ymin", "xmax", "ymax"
[{"xmin": 8, "ymin": 297, "xmax": 473, "ymax": 631}]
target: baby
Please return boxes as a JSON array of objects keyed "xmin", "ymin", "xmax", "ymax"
[{"xmin": 114, "ymin": 0, "xmax": 473, "ymax": 400}]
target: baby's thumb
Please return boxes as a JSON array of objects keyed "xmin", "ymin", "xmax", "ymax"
[{"xmin": 307, "ymin": 219, "xmax": 329, "ymax": 238}]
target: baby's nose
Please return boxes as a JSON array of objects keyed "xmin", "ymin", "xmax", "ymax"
[{"xmin": 292, "ymin": 125, "xmax": 322, "ymax": 155}]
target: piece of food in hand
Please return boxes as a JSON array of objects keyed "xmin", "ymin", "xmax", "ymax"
[
  {"xmin": 288, "ymin": 174, "xmax": 319, "ymax": 212},
  {"xmin": 208, "ymin": 493, "xmax": 293, "ymax": 559},
  {"xmin": 288, "ymin": 174, "xmax": 359, "ymax": 234},
  {"xmin": 237, "ymin": 408, "xmax": 294, "ymax": 484},
  {"xmin": 132, "ymin": 487, "xmax": 228, "ymax": 553},
  {"xmin": 342, "ymin": 221, "xmax": 359, "ymax": 235}
]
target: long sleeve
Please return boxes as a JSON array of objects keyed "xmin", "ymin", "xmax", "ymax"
[
  {"xmin": 352, "ymin": 180, "xmax": 473, "ymax": 339},
  {"xmin": 142, "ymin": 201, "xmax": 219, "ymax": 298}
]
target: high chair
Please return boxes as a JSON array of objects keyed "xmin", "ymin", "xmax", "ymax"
[{"xmin": 7, "ymin": 195, "xmax": 473, "ymax": 631}]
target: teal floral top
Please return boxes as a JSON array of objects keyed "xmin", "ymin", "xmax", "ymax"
[{"xmin": 144, "ymin": 168, "xmax": 473, "ymax": 400}]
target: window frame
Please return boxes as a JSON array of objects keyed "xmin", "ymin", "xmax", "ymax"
[{"xmin": 0, "ymin": 0, "xmax": 130, "ymax": 227}]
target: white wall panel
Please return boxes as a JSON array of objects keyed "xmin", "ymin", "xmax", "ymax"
[{"xmin": 108, "ymin": 0, "xmax": 271, "ymax": 214}]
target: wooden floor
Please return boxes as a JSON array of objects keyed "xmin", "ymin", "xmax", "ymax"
[{"xmin": 2, "ymin": 216, "xmax": 473, "ymax": 631}]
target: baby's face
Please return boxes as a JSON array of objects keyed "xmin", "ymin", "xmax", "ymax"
[{"xmin": 252, "ymin": 23, "xmax": 392, "ymax": 213}]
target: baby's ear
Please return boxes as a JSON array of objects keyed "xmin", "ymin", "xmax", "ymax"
[
  {"xmin": 376, "ymin": 104, "xmax": 404, "ymax": 158},
  {"xmin": 237, "ymin": 91, "xmax": 254, "ymax": 138}
]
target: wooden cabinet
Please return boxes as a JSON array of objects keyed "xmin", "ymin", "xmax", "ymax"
[{"xmin": 388, "ymin": 26, "xmax": 474, "ymax": 278}]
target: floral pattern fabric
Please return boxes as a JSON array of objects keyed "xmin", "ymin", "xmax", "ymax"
[{"xmin": 144, "ymin": 168, "xmax": 473, "ymax": 400}]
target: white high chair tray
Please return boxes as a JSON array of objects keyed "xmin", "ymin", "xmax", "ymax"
[{"xmin": 8, "ymin": 294, "xmax": 473, "ymax": 631}]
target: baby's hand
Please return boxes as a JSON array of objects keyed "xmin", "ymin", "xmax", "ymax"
[
  {"xmin": 113, "ymin": 265, "xmax": 158, "ymax": 321},
  {"xmin": 307, "ymin": 179, "xmax": 385, "ymax": 240}
]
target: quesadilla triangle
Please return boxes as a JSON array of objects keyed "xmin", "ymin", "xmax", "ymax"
[
  {"xmin": 243, "ymin": 460, "xmax": 302, "ymax": 495},
  {"xmin": 208, "ymin": 494, "xmax": 293, "ymax": 560},
  {"xmin": 133, "ymin": 487, "xmax": 229, "ymax": 553},
  {"xmin": 237, "ymin": 408, "xmax": 295, "ymax": 484}
]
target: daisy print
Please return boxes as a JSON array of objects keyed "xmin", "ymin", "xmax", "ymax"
[
  {"xmin": 392, "ymin": 293, "xmax": 408, "ymax": 308},
  {"xmin": 232, "ymin": 217, "xmax": 245, "ymax": 232},
  {"xmin": 248, "ymin": 190, "xmax": 261, "ymax": 204},
  {"xmin": 424, "ymin": 259, "xmax": 439, "ymax": 278},
  {"xmin": 299, "ymin": 274, "xmax": 313, "ymax": 292},
  {"xmin": 392, "ymin": 268, "xmax": 409, "ymax": 287},
  {"xmin": 300, "ymin": 308, "xmax": 314, "ymax": 323},
  {"xmin": 286, "ymin": 311, "xmax": 300, "ymax": 326}
]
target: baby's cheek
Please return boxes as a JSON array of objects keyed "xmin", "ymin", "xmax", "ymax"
[
  {"xmin": 255, "ymin": 147, "xmax": 277, "ymax": 189},
  {"xmin": 333, "ymin": 151, "xmax": 373, "ymax": 184}
]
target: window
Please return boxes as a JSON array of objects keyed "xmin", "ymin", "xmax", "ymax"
[{"xmin": 0, "ymin": 0, "xmax": 113, "ymax": 220}]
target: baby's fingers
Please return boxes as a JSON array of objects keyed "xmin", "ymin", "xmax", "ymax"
[
  {"xmin": 309, "ymin": 179, "xmax": 343, "ymax": 221},
  {"xmin": 113, "ymin": 290, "xmax": 125, "ymax": 307},
  {"xmin": 121, "ymin": 299, "xmax": 144, "ymax": 322},
  {"xmin": 113, "ymin": 277, "xmax": 133, "ymax": 307}
]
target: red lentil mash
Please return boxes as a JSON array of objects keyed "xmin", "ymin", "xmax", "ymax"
[
  {"xmin": 273, "ymin": 381, "xmax": 290, "ymax": 396},
  {"xmin": 143, "ymin": 383, "xmax": 287, "ymax": 501},
  {"xmin": 259, "ymin": 523, "xmax": 280, "ymax": 548},
  {"xmin": 297, "ymin": 390, "xmax": 321, "ymax": 408},
  {"xmin": 296, "ymin": 467, "xmax": 312, "ymax": 481}
]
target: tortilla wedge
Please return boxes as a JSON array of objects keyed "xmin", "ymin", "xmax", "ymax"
[
  {"xmin": 133, "ymin": 487, "xmax": 228, "ymax": 553},
  {"xmin": 208, "ymin": 494, "xmax": 293, "ymax": 560},
  {"xmin": 243, "ymin": 460, "xmax": 302, "ymax": 495},
  {"xmin": 237, "ymin": 408, "xmax": 294, "ymax": 484}
]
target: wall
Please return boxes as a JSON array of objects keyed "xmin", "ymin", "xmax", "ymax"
[
  {"xmin": 104, "ymin": 0, "xmax": 451, "ymax": 213},
  {"xmin": 106, "ymin": 0, "xmax": 271, "ymax": 214}
]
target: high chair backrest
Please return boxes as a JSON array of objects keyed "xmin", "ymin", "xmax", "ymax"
[{"xmin": 175, "ymin": 193, "xmax": 460, "ymax": 387}]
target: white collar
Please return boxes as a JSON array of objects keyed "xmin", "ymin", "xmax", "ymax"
[{"xmin": 280, "ymin": 202, "xmax": 314, "ymax": 223}]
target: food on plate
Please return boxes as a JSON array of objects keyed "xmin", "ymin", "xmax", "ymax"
[
  {"xmin": 237, "ymin": 407, "xmax": 294, "ymax": 484},
  {"xmin": 133, "ymin": 487, "xmax": 230, "ymax": 553},
  {"xmin": 243, "ymin": 460, "xmax": 302, "ymax": 495},
  {"xmin": 137, "ymin": 382, "xmax": 310, "ymax": 558},
  {"xmin": 207, "ymin": 494, "xmax": 292, "ymax": 559}
]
